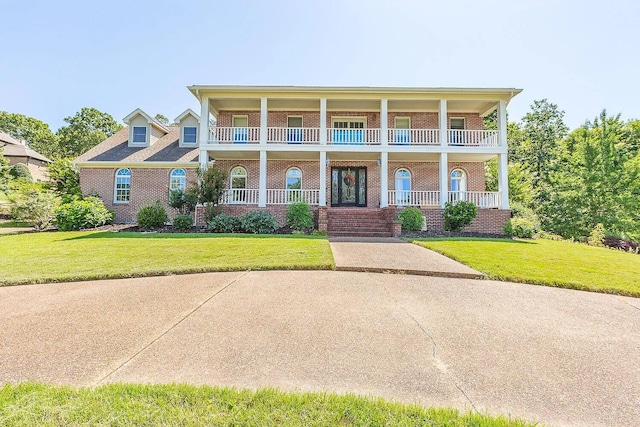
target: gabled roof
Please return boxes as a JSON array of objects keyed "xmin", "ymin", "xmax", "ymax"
[
  {"xmin": 174, "ymin": 108, "xmax": 200, "ymax": 123},
  {"xmin": 123, "ymin": 108, "xmax": 170, "ymax": 133},
  {"xmin": 0, "ymin": 131, "xmax": 21, "ymax": 146},
  {"xmin": 0, "ymin": 133, "xmax": 52, "ymax": 163}
]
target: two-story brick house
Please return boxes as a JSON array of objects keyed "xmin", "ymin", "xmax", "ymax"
[{"xmin": 76, "ymin": 85, "xmax": 521, "ymax": 236}]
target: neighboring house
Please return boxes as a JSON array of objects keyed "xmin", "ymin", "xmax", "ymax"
[
  {"xmin": 76, "ymin": 85, "xmax": 522, "ymax": 236},
  {"xmin": 0, "ymin": 131, "xmax": 52, "ymax": 182}
]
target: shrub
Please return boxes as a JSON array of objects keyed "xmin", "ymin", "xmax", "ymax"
[
  {"xmin": 509, "ymin": 201, "xmax": 540, "ymax": 232},
  {"xmin": 241, "ymin": 211, "xmax": 278, "ymax": 234},
  {"xmin": 55, "ymin": 196, "xmax": 113, "ymax": 230},
  {"xmin": 587, "ymin": 223, "xmax": 606, "ymax": 247},
  {"xmin": 47, "ymin": 158, "xmax": 80, "ymax": 202},
  {"xmin": 8, "ymin": 181, "xmax": 58, "ymax": 230},
  {"xmin": 136, "ymin": 201, "xmax": 168, "ymax": 230},
  {"xmin": 208, "ymin": 214, "xmax": 242, "ymax": 233},
  {"xmin": 9, "ymin": 163, "xmax": 32, "ymax": 182},
  {"xmin": 172, "ymin": 214, "xmax": 194, "ymax": 231},
  {"xmin": 168, "ymin": 188, "xmax": 198, "ymax": 216},
  {"xmin": 286, "ymin": 202, "xmax": 313, "ymax": 230},
  {"xmin": 504, "ymin": 218, "xmax": 535, "ymax": 239},
  {"xmin": 397, "ymin": 207, "xmax": 423, "ymax": 231},
  {"xmin": 443, "ymin": 201, "xmax": 477, "ymax": 232}
]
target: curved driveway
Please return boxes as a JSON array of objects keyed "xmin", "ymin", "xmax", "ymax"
[{"xmin": 1, "ymin": 271, "xmax": 639, "ymax": 427}]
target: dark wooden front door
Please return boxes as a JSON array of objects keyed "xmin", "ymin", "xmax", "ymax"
[{"xmin": 331, "ymin": 167, "xmax": 367, "ymax": 207}]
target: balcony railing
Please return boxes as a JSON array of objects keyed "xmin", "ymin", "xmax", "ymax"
[
  {"xmin": 207, "ymin": 126, "xmax": 499, "ymax": 147},
  {"xmin": 220, "ymin": 189, "xmax": 260, "ymax": 205},
  {"xmin": 389, "ymin": 190, "xmax": 440, "ymax": 207},
  {"xmin": 448, "ymin": 191, "xmax": 500, "ymax": 208},
  {"xmin": 388, "ymin": 129, "xmax": 439, "ymax": 145},
  {"xmin": 267, "ymin": 189, "xmax": 320, "ymax": 205}
]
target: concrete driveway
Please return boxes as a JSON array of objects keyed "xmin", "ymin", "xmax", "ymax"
[{"xmin": 1, "ymin": 271, "xmax": 639, "ymax": 427}]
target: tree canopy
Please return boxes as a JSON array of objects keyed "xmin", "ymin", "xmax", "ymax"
[{"xmin": 56, "ymin": 107, "xmax": 122, "ymax": 158}]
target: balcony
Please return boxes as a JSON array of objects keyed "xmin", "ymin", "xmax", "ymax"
[
  {"xmin": 220, "ymin": 188, "xmax": 320, "ymax": 205},
  {"xmin": 388, "ymin": 190, "xmax": 501, "ymax": 208},
  {"xmin": 209, "ymin": 127, "xmax": 498, "ymax": 147}
]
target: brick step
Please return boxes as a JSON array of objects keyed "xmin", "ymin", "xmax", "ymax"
[{"xmin": 329, "ymin": 231, "xmax": 393, "ymax": 237}]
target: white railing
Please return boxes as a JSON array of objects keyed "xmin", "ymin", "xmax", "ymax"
[
  {"xmin": 220, "ymin": 189, "xmax": 260, "ymax": 205},
  {"xmin": 447, "ymin": 130, "xmax": 499, "ymax": 147},
  {"xmin": 448, "ymin": 191, "xmax": 500, "ymax": 208},
  {"xmin": 327, "ymin": 128, "xmax": 380, "ymax": 145},
  {"xmin": 267, "ymin": 127, "xmax": 320, "ymax": 144},
  {"xmin": 388, "ymin": 190, "xmax": 440, "ymax": 207},
  {"xmin": 209, "ymin": 127, "xmax": 261, "ymax": 144},
  {"xmin": 266, "ymin": 189, "xmax": 320, "ymax": 205},
  {"xmin": 388, "ymin": 129, "xmax": 439, "ymax": 145}
]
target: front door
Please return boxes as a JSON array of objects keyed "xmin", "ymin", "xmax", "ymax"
[{"xmin": 331, "ymin": 167, "xmax": 367, "ymax": 207}]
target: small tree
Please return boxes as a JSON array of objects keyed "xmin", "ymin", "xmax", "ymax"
[
  {"xmin": 193, "ymin": 165, "xmax": 227, "ymax": 222},
  {"xmin": 443, "ymin": 201, "xmax": 478, "ymax": 232},
  {"xmin": 8, "ymin": 181, "xmax": 59, "ymax": 230},
  {"xmin": 47, "ymin": 158, "xmax": 81, "ymax": 202},
  {"xmin": 0, "ymin": 148, "xmax": 10, "ymax": 193},
  {"xmin": 168, "ymin": 188, "xmax": 198, "ymax": 216}
]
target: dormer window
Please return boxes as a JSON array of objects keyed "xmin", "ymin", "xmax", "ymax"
[
  {"xmin": 183, "ymin": 127, "xmax": 197, "ymax": 144},
  {"xmin": 132, "ymin": 126, "xmax": 147, "ymax": 143}
]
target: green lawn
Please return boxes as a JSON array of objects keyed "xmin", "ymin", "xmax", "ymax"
[
  {"xmin": 0, "ymin": 383, "xmax": 536, "ymax": 426},
  {"xmin": 413, "ymin": 238, "xmax": 640, "ymax": 297},
  {"xmin": 0, "ymin": 220, "xmax": 31, "ymax": 228},
  {"xmin": 0, "ymin": 231, "xmax": 334, "ymax": 286}
]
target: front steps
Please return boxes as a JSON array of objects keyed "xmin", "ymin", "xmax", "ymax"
[{"xmin": 323, "ymin": 207, "xmax": 399, "ymax": 237}]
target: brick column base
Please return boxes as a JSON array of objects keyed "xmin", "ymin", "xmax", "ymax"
[{"xmin": 317, "ymin": 206, "xmax": 328, "ymax": 232}]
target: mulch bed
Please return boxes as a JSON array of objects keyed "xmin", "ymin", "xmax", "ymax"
[{"xmin": 603, "ymin": 236, "xmax": 639, "ymax": 253}]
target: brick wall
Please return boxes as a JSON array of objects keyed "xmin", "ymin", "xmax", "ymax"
[
  {"xmin": 420, "ymin": 208, "xmax": 511, "ymax": 234},
  {"xmin": 387, "ymin": 161, "xmax": 485, "ymax": 191},
  {"xmin": 80, "ymin": 167, "xmax": 198, "ymax": 223}
]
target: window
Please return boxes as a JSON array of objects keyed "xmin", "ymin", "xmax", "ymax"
[
  {"xmin": 114, "ymin": 168, "xmax": 131, "ymax": 203},
  {"xmin": 286, "ymin": 167, "xmax": 302, "ymax": 202},
  {"xmin": 183, "ymin": 127, "xmax": 197, "ymax": 144},
  {"xmin": 395, "ymin": 168, "xmax": 411, "ymax": 205},
  {"xmin": 332, "ymin": 118, "xmax": 365, "ymax": 144},
  {"xmin": 170, "ymin": 168, "xmax": 187, "ymax": 192},
  {"xmin": 287, "ymin": 116, "xmax": 303, "ymax": 143},
  {"xmin": 230, "ymin": 166, "xmax": 247, "ymax": 203},
  {"xmin": 394, "ymin": 117, "xmax": 411, "ymax": 145},
  {"xmin": 450, "ymin": 169, "xmax": 467, "ymax": 202},
  {"xmin": 449, "ymin": 118, "xmax": 465, "ymax": 145},
  {"xmin": 132, "ymin": 126, "xmax": 147, "ymax": 143},
  {"xmin": 232, "ymin": 116, "xmax": 249, "ymax": 144}
]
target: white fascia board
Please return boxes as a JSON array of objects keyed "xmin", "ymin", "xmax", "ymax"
[{"xmin": 75, "ymin": 161, "xmax": 198, "ymax": 169}]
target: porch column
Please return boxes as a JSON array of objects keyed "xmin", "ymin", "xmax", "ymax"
[
  {"xmin": 319, "ymin": 151, "xmax": 327, "ymax": 206},
  {"xmin": 498, "ymin": 153, "xmax": 510, "ymax": 209},
  {"xmin": 380, "ymin": 151, "xmax": 388, "ymax": 207},
  {"xmin": 320, "ymin": 98, "xmax": 327, "ymax": 145},
  {"xmin": 380, "ymin": 99, "xmax": 388, "ymax": 146},
  {"xmin": 199, "ymin": 96, "xmax": 210, "ymax": 146},
  {"xmin": 260, "ymin": 97, "xmax": 268, "ymax": 145},
  {"xmin": 198, "ymin": 149, "xmax": 209, "ymax": 171},
  {"xmin": 258, "ymin": 150, "xmax": 267, "ymax": 207},
  {"xmin": 497, "ymin": 100, "xmax": 507, "ymax": 148},
  {"xmin": 439, "ymin": 152, "xmax": 448, "ymax": 208},
  {"xmin": 439, "ymin": 99, "xmax": 448, "ymax": 146}
]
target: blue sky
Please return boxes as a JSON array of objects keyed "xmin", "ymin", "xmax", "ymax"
[{"xmin": 1, "ymin": 0, "xmax": 638, "ymax": 131}]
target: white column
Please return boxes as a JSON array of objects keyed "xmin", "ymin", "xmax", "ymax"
[
  {"xmin": 497, "ymin": 99, "xmax": 507, "ymax": 148},
  {"xmin": 439, "ymin": 99, "xmax": 448, "ymax": 147},
  {"xmin": 258, "ymin": 150, "xmax": 267, "ymax": 207},
  {"xmin": 199, "ymin": 96, "xmax": 210, "ymax": 146},
  {"xmin": 380, "ymin": 152, "xmax": 388, "ymax": 207},
  {"xmin": 380, "ymin": 99, "xmax": 388, "ymax": 146},
  {"xmin": 498, "ymin": 153, "xmax": 509, "ymax": 209},
  {"xmin": 319, "ymin": 151, "xmax": 327, "ymax": 206},
  {"xmin": 198, "ymin": 149, "xmax": 209, "ymax": 171},
  {"xmin": 260, "ymin": 97, "xmax": 268, "ymax": 145},
  {"xmin": 439, "ymin": 152, "xmax": 448, "ymax": 208},
  {"xmin": 320, "ymin": 98, "xmax": 327, "ymax": 145}
]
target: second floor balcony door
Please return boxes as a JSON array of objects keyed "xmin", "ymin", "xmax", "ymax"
[{"xmin": 332, "ymin": 119, "xmax": 365, "ymax": 145}]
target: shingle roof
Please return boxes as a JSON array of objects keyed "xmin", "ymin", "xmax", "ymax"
[
  {"xmin": 0, "ymin": 131, "xmax": 52, "ymax": 163},
  {"xmin": 75, "ymin": 127, "xmax": 199, "ymax": 163}
]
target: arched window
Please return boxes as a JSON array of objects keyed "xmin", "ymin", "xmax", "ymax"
[
  {"xmin": 450, "ymin": 169, "xmax": 467, "ymax": 202},
  {"xmin": 395, "ymin": 168, "xmax": 411, "ymax": 206},
  {"xmin": 114, "ymin": 168, "xmax": 131, "ymax": 203},
  {"xmin": 230, "ymin": 166, "xmax": 247, "ymax": 203},
  {"xmin": 286, "ymin": 167, "xmax": 302, "ymax": 190},
  {"xmin": 169, "ymin": 168, "xmax": 187, "ymax": 192}
]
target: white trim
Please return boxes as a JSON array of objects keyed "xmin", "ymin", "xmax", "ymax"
[
  {"xmin": 123, "ymin": 108, "xmax": 170, "ymax": 133},
  {"xmin": 287, "ymin": 115, "xmax": 304, "ymax": 127},
  {"xmin": 76, "ymin": 162, "xmax": 199, "ymax": 169},
  {"xmin": 232, "ymin": 115, "xmax": 249, "ymax": 127},
  {"xmin": 113, "ymin": 168, "xmax": 131, "ymax": 204},
  {"xmin": 449, "ymin": 117, "xmax": 466, "ymax": 129},
  {"xmin": 230, "ymin": 165, "xmax": 248, "ymax": 189},
  {"xmin": 181, "ymin": 126, "xmax": 198, "ymax": 145},
  {"xmin": 450, "ymin": 167, "xmax": 467, "ymax": 192},
  {"xmin": 285, "ymin": 166, "xmax": 302, "ymax": 189},
  {"xmin": 169, "ymin": 168, "xmax": 187, "ymax": 192},
  {"xmin": 174, "ymin": 108, "xmax": 200, "ymax": 123},
  {"xmin": 331, "ymin": 116, "xmax": 367, "ymax": 128},
  {"xmin": 394, "ymin": 116, "xmax": 411, "ymax": 129}
]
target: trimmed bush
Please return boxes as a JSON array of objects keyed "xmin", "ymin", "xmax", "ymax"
[
  {"xmin": 241, "ymin": 211, "xmax": 278, "ymax": 234},
  {"xmin": 136, "ymin": 201, "xmax": 168, "ymax": 230},
  {"xmin": 398, "ymin": 207, "xmax": 423, "ymax": 231},
  {"xmin": 172, "ymin": 214, "xmax": 194, "ymax": 231},
  {"xmin": 286, "ymin": 202, "xmax": 314, "ymax": 231},
  {"xmin": 504, "ymin": 218, "xmax": 535, "ymax": 239},
  {"xmin": 55, "ymin": 196, "xmax": 113, "ymax": 231},
  {"xmin": 208, "ymin": 214, "xmax": 242, "ymax": 233},
  {"xmin": 443, "ymin": 201, "xmax": 477, "ymax": 232}
]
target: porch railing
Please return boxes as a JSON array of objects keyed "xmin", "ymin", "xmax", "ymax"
[
  {"xmin": 447, "ymin": 130, "xmax": 499, "ymax": 147},
  {"xmin": 267, "ymin": 127, "xmax": 320, "ymax": 144},
  {"xmin": 448, "ymin": 191, "xmax": 500, "ymax": 208},
  {"xmin": 220, "ymin": 189, "xmax": 260, "ymax": 205},
  {"xmin": 388, "ymin": 190, "xmax": 440, "ymax": 207},
  {"xmin": 327, "ymin": 128, "xmax": 380, "ymax": 145},
  {"xmin": 209, "ymin": 127, "xmax": 261, "ymax": 144},
  {"xmin": 267, "ymin": 189, "xmax": 320, "ymax": 205},
  {"xmin": 388, "ymin": 129, "xmax": 439, "ymax": 145}
]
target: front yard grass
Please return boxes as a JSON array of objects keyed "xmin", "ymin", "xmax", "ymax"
[
  {"xmin": 0, "ymin": 383, "xmax": 536, "ymax": 426},
  {"xmin": 413, "ymin": 238, "xmax": 640, "ymax": 297},
  {"xmin": 0, "ymin": 231, "xmax": 334, "ymax": 286}
]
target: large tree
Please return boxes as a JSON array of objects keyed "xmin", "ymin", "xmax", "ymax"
[
  {"xmin": 0, "ymin": 148, "xmax": 11, "ymax": 193},
  {"xmin": 0, "ymin": 112, "xmax": 58, "ymax": 159},
  {"xmin": 56, "ymin": 107, "xmax": 122, "ymax": 158}
]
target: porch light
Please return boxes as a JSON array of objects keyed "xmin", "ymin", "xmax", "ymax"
[
  {"xmin": 326, "ymin": 158, "xmax": 330, "ymax": 166},
  {"xmin": 376, "ymin": 158, "xmax": 381, "ymax": 166}
]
